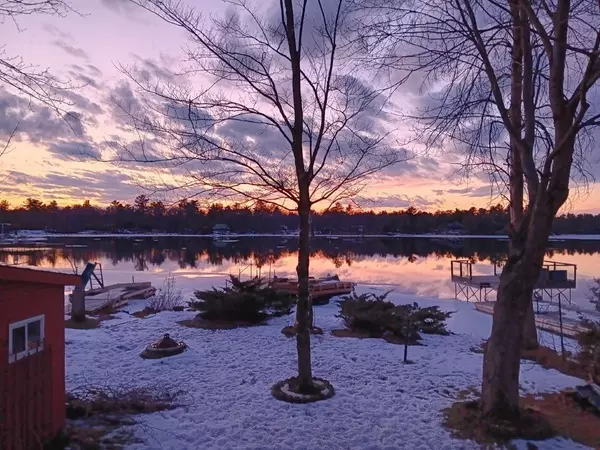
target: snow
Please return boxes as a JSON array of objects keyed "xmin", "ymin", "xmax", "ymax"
[
  {"xmin": 278, "ymin": 379, "xmax": 332, "ymax": 399},
  {"xmin": 65, "ymin": 275, "xmax": 590, "ymax": 450}
]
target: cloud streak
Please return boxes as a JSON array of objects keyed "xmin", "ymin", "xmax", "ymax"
[{"xmin": 53, "ymin": 40, "xmax": 89, "ymax": 60}]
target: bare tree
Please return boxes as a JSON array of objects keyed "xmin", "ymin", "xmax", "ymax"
[
  {"xmin": 1, "ymin": 0, "xmax": 77, "ymax": 109},
  {"xmin": 357, "ymin": 0, "xmax": 600, "ymax": 418},
  {"xmin": 115, "ymin": 0, "xmax": 402, "ymax": 395},
  {"xmin": 1, "ymin": 0, "xmax": 80, "ymax": 173}
]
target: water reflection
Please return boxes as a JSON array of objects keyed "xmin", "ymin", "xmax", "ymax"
[{"xmin": 2, "ymin": 237, "xmax": 599, "ymax": 305}]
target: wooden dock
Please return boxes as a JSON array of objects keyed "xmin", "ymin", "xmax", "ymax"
[
  {"xmin": 474, "ymin": 301, "xmax": 589, "ymax": 338},
  {"xmin": 65, "ymin": 282, "xmax": 156, "ymax": 314},
  {"xmin": 270, "ymin": 277, "xmax": 354, "ymax": 301}
]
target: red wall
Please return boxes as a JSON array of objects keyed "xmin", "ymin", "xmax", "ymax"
[{"xmin": 0, "ymin": 280, "xmax": 66, "ymax": 445}]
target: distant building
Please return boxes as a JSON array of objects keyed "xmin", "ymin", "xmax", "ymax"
[
  {"xmin": 0, "ymin": 265, "xmax": 81, "ymax": 448},
  {"xmin": 446, "ymin": 221, "xmax": 465, "ymax": 234},
  {"xmin": 213, "ymin": 224, "xmax": 231, "ymax": 235},
  {"xmin": 351, "ymin": 225, "xmax": 365, "ymax": 235}
]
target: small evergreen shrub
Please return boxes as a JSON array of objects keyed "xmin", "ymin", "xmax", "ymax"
[
  {"xmin": 587, "ymin": 278, "xmax": 600, "ymax": 311},
  {"xmin": 576, "ymin": 319, "xmax": 600, "ymax": 378},
  {"xmin": 336, "ymin": 291, "xmax": 452, "ymax": 342},
  {"xmin": 189, "ymin": 275, "xmax": 295, "ymax": 323}
]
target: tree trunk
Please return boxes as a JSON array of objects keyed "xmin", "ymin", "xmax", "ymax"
[
  {"xmin": 482, "ymin": 210, "xmax": 550, "ymax": 418},
  {"xmin": 71, "ymin": 285, "xmax": 86, "ymax": 322},
  {"xmin": 482, "ymin": 261, "xmax": 534, "ymax": 418},
  {"xmin": 295, "ymin": 195, "xmax": 313, "ymax": 391},
  {"xmin": 522, "ymin": 299, "xmax": 539, "ymax": 350}
]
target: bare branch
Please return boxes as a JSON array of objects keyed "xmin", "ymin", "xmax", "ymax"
[{"xmin": 110, "ymin": 0, "xmax": 404, "ymax": 213}]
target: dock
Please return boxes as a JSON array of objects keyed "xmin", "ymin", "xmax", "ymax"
[
  {"xmin": 474, "ymin": 301, "xmax": 589, "ymax": 338},
  {"xmin": 65, "ymin": 282, "xmax": 156, "ymax": 314},
  {"xmin": 451, "ymin": 260, "xmax": 576, "ymax": 303},
  {"xmin": 270, "ymin": 276, "xmax": 354, "ymax": 304}
]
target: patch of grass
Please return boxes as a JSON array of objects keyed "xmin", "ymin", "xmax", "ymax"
[
  {"xmin": 474, "ymin": 341, "xmax": 589, "ymax": 381},
  {"xmin": 443, "ymin": 400, "xmax": 555, "ymax": 448},
  {"xmin": 133, "ymin": 307, "xmax": 157, "ymax": 319},
  {"xmin": 55, "ymin": 385, "xmax": 181, "ymax": 449},
  {"xmin": 523, "ymin": 391, "xmax": 600, "ymax": 448},
  {"xmin": 521, "ymin": 346, "xmax": 588, "ymax": 380},
  {"xmin": 443, "ymin": 391, "xmax": 600, "ymax": 449}
]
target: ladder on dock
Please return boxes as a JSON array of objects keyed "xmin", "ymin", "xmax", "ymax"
[{"xmin": 81, "ymin": 262, "xmax": 104, "ymax": 290}]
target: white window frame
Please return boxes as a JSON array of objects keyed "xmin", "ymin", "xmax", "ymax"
[{"xmin": 8, "ymin": 314, "xmax": 45, "ymax": 364}]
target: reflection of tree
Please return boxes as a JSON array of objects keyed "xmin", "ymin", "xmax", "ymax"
[
  {"xmin": 134, "ymin": 252, "xmax": 148, "ymax": 272},
  {"xmin": 149, "ymin": 249, "xmax": 166, "ymax": 267},
  {"xmin": 332, "ymin": 256, "xmax": 344, "ymax": 269},
  {"xmin": 2, "ymin": 237, "xmax": 600, "ymax": 271},
  {"xmin": 182, "ymin": 248, "xmax": 197, "ymax": 269}
]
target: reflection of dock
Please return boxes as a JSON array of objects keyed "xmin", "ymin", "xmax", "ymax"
[{"xmin": 451, "ymin": 260, "xmax": 576, "ymax": 303}]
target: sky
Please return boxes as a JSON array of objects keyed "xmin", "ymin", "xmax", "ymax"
[{"xmin": 1, "ymin": 0, "xmax": 600, "ymax": 214}]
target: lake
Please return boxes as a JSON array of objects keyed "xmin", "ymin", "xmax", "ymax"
[{"xmin": 2, "ymin": 236, "xmax": 600, "ymax": 308}]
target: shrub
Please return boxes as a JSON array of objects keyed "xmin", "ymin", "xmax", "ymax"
[
  {"xmin": 587, "ymin": 278, "xmax": 600, "ymax": 311},
  {"xmin": 576, "ymin": 319, "xmax": 600, "ymax": 379},
  {"xmin": 336, "ymin": 291, "xmax": 452, "ymax": 342},
  {"xmin": 189, "ymin": 275, "xmax": 295, "ymax": 323},
  {"xmin": 147, "ymin": 273, "xmax": 183, "ymax": 311}
]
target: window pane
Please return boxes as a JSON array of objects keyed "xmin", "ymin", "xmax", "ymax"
[
  {"xmin": 12, "ymin": 326, "xmax": 26, "ymax": 354},
  {"xmin": 27, "ymin": 320, "xmax": 42, "ymax": 349}
]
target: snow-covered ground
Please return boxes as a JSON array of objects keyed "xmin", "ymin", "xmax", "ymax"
[{"xmin": 65, "ymin": 277, "xmax": 590, "ymax": 450}]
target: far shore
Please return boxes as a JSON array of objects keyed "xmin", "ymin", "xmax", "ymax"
[{"xmin": 3, "ymin": 231, "xmax": 600, "ymax": 241}]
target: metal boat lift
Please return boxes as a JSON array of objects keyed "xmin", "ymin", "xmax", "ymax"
[{"xmin": 451, "ymin": 259, "xmax": 577, "ymax": 304}]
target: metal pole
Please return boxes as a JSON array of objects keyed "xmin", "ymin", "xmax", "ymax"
[
  {"xmin": 558, "ymin": 292, "xmax": 566, "ymax": 359},
  {"xmin": 403, "ymin": 319, "xmax": 411, "ymax": 364}
]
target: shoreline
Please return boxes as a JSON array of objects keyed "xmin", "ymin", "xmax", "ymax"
[{"xmin": 3, "ymin": 232, "xmax": 600, "ymax": 241}]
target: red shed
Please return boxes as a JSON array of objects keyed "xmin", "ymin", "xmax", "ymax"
[{"xmin": 0, "ymin": 265, "xmax": 80, "ymax": 449}]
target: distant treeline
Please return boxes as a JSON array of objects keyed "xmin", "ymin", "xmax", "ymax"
[{"xmin": 0, "ymin": 196, "xmax": 599, "ymax": 235}]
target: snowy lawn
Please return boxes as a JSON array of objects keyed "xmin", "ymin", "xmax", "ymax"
[{"xmin": 65, "ymin": 281, "xmax": 590, "ymax": 450}]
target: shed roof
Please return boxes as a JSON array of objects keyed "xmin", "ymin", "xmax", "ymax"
[{"xmin": 0, "ymin": 265, "xmax": 81, "ymax": 286}]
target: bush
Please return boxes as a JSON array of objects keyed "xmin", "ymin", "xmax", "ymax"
[
  {"xmin": 189, "ymin": 275, "xmax": 295, "ymax": 323},
  {"xmin": 587, "ymin": 278, "xmax": 600, "ymax": 311},
  {"xmin": 336, "ymin": 291, "xmax": 452, "ymax": 342},
  {"xmin": 576, "ymin": 319, "xmax": 600, "ymax": 379},
  {"xmin": 147, "ymin": 274, "xmax": 183, "ymax": 311}
]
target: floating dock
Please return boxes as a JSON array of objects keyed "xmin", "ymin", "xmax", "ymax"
[
  {"xmin": 65, "ymin": 282, "xmax": 156, "ymax": 314},
  {"xmin": 270, "ymin": 276, "xmax": 354, "ymax": 303}
]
